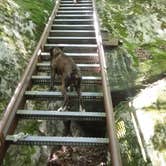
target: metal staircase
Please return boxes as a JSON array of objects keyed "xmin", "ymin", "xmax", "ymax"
[{"xmin": 0, "ymin": 0, "xmax": 122, "ymax": 165}]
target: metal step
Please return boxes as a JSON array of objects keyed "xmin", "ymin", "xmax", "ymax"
[
  {"xmin": 44, "ymin": 44, "xmax": 97, "ymax": 53},
  {"xmin": 40, "ymin": 52, "xmax": 99, "ymax": 63},
  {"xmin": 40, "ymin": 52, "xmax": 98, "ymax": 58},
  {"xmin": 31, "ymin": 76, "xmax": 102, "ymax": 85},
  {"xmin": 60, "ymin": 3, "xmax": 92, "ymax": 7},
  {"xmin": 36, "ymin": 63, "xmax": 100, "ymax": 72},
  {"xmin": 47, "ymin": 36, "xmax": 96, "ymax": 44},
  {"xmin": 17, "ymin": 110, "xmax": 105, "ymax": 121},
  {"xmin": 51, "ymin": 24, "xmax": 94, "ymax": 30},
  {"xmin": 6, "ymin": 135, "xmax": 108, "ymax": 146},
  {"xmin": 56, "ymin": 14, "xmax": 93, "ymax": 19},
  {"xmin": 59, "ymin": 7, "xmax": 92, "ymax": 10},
  {"xmin": 53, "ymin": 19, "xmax": 93, "ymax": 25},
  {"xmin": 60, "ymin": 0, "xmax": 92, "ymax": 2},
  {"xmin": 24, "ymin": 91, "xmax": 103, "ymax": 100},
  {"xmin": 60, "ymin": 1, "xmax": 92, "ymax": 4},
  {"xmin": 49, "ymin": 30, "xmax": 95, "ymax": 37},
  {"xmin": 57, "ymin": 10, "xmax": 93, "ymax": 15}
]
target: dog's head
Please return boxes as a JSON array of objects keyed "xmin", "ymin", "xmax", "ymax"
[{"xmin": 50, "ymin": 47, "xmax": 64, "ymax": 59}]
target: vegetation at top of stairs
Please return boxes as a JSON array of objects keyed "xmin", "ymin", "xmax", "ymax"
[{"xmin": 15, "ymin": 0, "xmax": 54, "ymax": 40}]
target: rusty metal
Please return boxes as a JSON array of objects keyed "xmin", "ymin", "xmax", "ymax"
[
  {"xmin": 0, "ymin": 0, "xmax": 60, "ymax": 163},
  {"xmin": 92, "ymin": 0, "xmax": 122, "ymax": 165},
  {"xmin": 0, "ymin": 132, "xmax": 4, "ymax": 148}
]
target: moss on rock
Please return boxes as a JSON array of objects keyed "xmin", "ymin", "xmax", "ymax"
[{"xmin": 97, "ymin": 0, "xmax": 166, "ymax": 89}]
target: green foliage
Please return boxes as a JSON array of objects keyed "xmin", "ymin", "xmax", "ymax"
[
  {"xmin": 0, "ymin": 0, "xmax": 54, "ymax": 115},
  {"xmin": 97, "ymin": 0, "xmax": 166, "ymax": 87},
  {"xmin": 151, "ymin": 120, "xmax": 166, "ymax": 151},
  {"xmin": 19, "ymin": 120, "xmax": 39, "ymax": 135},
  {"xmin": 0, "ymin": 0, "xmax": 54, "ymax": 165},
  {"xmin": 137, "ymin": 39, "xmax": 166, "ymax": 83},
  {"xmin": 14, "ymin": 0, "xmax": 54, "ymax": 39},
  {"xmin": 114, "ymin": 102, "xmax": 148, "ymax": 165},
  {"xmin": 106, "ymin": 47, "xmax": 137, "ymax": 91},
  {"xmin": 3, "ymin": 145, "xmax": 36, "ymax": 166}
]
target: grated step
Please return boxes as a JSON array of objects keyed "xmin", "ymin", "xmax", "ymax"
[
  {"xmin": 44, "ymin": 44, "xmax": 97, "ymax": 48},
  {"xmin": 31, "ymin": 75, "xmax": 102, "ymax": 85},
  {"xmin": 57, "ymin": 10, "xmax": 93, "ymax": 14},
  {"xmin": 6, "ymin": 135, "xmax": 108, "ymax": 146},
  {"xmin": 44, "ymin": 44, "xmax": 97, "ymax": 53},
  {"xmin": 47, "ymin": 37, "xmax": 95, "ymax": 39},
  {"xmin": 49, "ymin": 30, "xmax": 95, "ymax": 37},
  {"xmin": 36, "ymin": 63, "xmax": 100, "ymax": 72},
  {"xmin": 56, "ymin": 14, "xmax": 93, "ymax": 19},
  {"xmin": 24, "ymin": 91, "xmax": 103, "ymax": 101},
  {"xmin": 54, "ymin": 18, "xmax": 93, "ymax": 21},
  {"xmin": 60, "ymin": 4, "xmax": 92, "ymax": 7},
  {"xmin": 40, "ymin": 52, "xmax": 98, "ymax": 57},
  {"xmin": 61, "ymin": 0, "xmax": 92, "ymax": 1},
  {"xmin": 60, "ymin": 0, "xmax": 92, "ymax": 2},
  {"xmin": 59, "ymin": 7, "xmax": 93, "ymax": 10},
  {"xmin": 47, "ymin": 36, "xmax": 96, "ymax": 44},
  {"xmin": 40, "ymin": 52, "xmax": 99, "ymax": 63},
  {"xmin": 60, "ymin": 1, "xmax": 92, "ymax": 4},
  {"xmin": 51, "ymin": 24, "xmax": 94, "ymax": 30},
  {"xmin": 53, "ymin": 19, "xmax": 93, "ymax": 25},
  {"xmin": 16, "ymin": 110, "xmax": 106, "ymax": 121}
]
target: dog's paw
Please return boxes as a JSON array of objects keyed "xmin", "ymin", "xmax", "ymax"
[
  {"xmin": 57, "ymin": 106, "xmax": 67, "ymax": 112},
  {"xmin": 79, "ymin": 105, "xmax": 85, "ymax": 112},
  {"xmin": 57, "ymin": 107, "xmax": 63, "ymax": 112}
]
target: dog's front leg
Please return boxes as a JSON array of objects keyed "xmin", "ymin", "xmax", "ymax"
[
  {"xmin": 57, "ymin": 76, "xmax": 69, "ymax": 111},
  {"xmin": 50, "ymin": 65, "xmax": 55, "ymax": 91},
  {"xmin": 79, "ymin": 93, "xmax": 85, "ymax": 112},
  {"xmin": 76, "ymin": 87, "xmax": 85, "ymax": 112},
  {"xmin": 75, "ymin": 77, "xmax": 85, "ymax": 112}
]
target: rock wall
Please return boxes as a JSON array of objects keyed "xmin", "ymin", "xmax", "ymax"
[
  {"xmin": 0, "ymin": 0, "xmax": 54, "ymax": 165},
  {"xmin": 0, "ymin": 0, "xmax": 36, "ymax": 113}
]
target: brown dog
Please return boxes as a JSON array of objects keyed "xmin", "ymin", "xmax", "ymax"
[{"xmin": 50, "ymin": 47, "xmax": 84, "ymax": 112}]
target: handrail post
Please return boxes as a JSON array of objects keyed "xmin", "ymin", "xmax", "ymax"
[{"xmin": 92, "ymin": 0, "xmax": 122, "ymax": 165}]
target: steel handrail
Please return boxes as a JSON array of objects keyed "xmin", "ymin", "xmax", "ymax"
[{"xmin": 92, "ymin": 0, "xmax": 122, "ymax": 165}]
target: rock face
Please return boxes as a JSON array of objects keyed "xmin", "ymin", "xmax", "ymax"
[
  {"xmin": 0, "ymin": 0, "xmax": 36, "ymax": 113},
  {"xmin": 97, "ymin": 0, "xmax": 166, "ymax": 165},
  {"xmin": 105, "ymin": 46, "xmax": 137, "ymax": 91},
  {"xmin": 0, "ymin": 0, "xmax": 53, "ymax": 165},
  {"xmin": 98, "ymin": 0, "xmax": 166, "ymax": 89}
]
